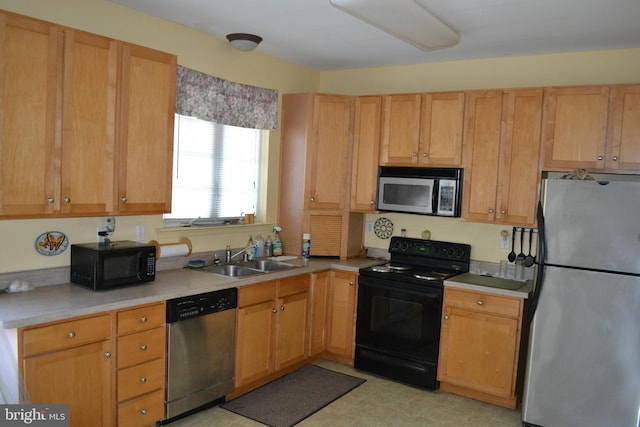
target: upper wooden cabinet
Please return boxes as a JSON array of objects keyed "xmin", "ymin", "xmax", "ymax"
[
  {"xmin": 542, "ymin": 85, "xmax": 609, "ymax": 170},
  {"xmin": 350, "ymin": 96, "xmax": 382, "ymax": 212},
  {"xmin": 463, "ymin": 89, "xmax": 543, "ymax": 225},
  {"xmin": 379, "ymin": 92, "xmax": 464, "ymax": 166},
  {"xmin": 0, "ymin": 10, "xmax": 176, "ymax": 218},
  {"xmin": 606, "ymin": 84, "xmax": 640, "ymax": 171},
  {"xmin": 117, "ymin": 43, "xmax": 176, "ymax": 214},
  {"xmin": 279, "ymin": 93, "xmax": 363, "ymax": 258}
]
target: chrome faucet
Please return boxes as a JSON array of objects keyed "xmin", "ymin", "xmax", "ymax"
[{"xmin": 226, "ymin": 246, "xmax": 254, "ymax": 263}]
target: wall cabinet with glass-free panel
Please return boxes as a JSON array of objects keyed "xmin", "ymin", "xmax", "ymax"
[{"xmin": 350, "ymin": 96, "xmax": 382, "ymax": 212}]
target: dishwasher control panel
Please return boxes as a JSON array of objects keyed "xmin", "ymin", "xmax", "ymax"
[{"xmin": 166, "ymin": 287, "xmax": 238, "ymax": 323}]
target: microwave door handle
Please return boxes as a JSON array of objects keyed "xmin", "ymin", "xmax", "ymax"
[{"xmin": 432, "ymin": 180, "xmax": 439, "ymax": 214}]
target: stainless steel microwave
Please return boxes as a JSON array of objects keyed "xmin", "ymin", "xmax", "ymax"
[
  {"xmin": 376, "ymin": 167, "xmax": 463, "ymax": 217},
  {"xmin": 70, "ymin": 240, "xmax": 156, "ymax": 290}
]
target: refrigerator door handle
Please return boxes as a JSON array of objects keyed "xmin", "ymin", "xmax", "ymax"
[{"xmin": 528, "ymin": 201, "xmax": 547, "ymax": 323}]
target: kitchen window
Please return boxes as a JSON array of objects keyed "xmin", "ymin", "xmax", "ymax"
[{"xmin": 164, "ymin": 114, "xmax": 264, "ymax": 225}]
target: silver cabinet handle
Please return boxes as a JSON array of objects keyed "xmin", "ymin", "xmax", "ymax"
[
  {"xmin": 121, "ymin": 197, "xmax": 128, "ymax": 203},
  {"xmin": 370, "ymin": 200, "xmax": 375, "ymax": 205},
  {"xmin": 310, "ymin": 197, "xmax": 315, "ymax": 202},
  {"xmin": 422, "ymin": 152, "xmax": 428, "ymax": 157},
  {"xmin": 67, "ymin": 331, "xmax": 76, "ymax": 339},
  {"xmin": 444, "ymin": 315, "xmax": 449, "ymax": 320},
  {"xmin": 104, "ymin": 352, "xmax": 111, "ymax": 359},
  {"xmin": 280, "ymin": 305, "xmax": 285, "ymax": 311},
  {"xmin": 272, "ymin": 308, "xmax": 277, "ymax": 314},
  {"xmin": 411, "ymin": 152, "xmax": 417, "ymax": 157},
  {"xmin": 140, "ymin": 377, "xmax": 147, "ymax": 383},
  {"xmin": 489, "ymin": 209, "xmax": 495, "ymax": 213},
  {"xmin": 47, "ymin": 197, "xmax": 54, "ymax": 204},
  {"xmin": 501, "ymin": 210, "xmax": 507, "ymax": 214},
  {"xmin": 140, "ymin": 316, "xmax": 148, "ymax": 323},
  {"xmin": 349, "ymin": 281, "xmax": 354, "ymax": 286},
  {"xmin": 597, "ymin": 156, "xmax": 604, "ymax": 160},
  {"xmin": 477, "ymin": 300, "xmax": 484, "ymax": 305},
  {"xmin": 63, "ymin": 197, "xmax": 71, "ymax": 203},
  {"xmin": 140, "ymin": 409, "xmax": 147, "ymax": 415},
  {"xmin": 613, "ymin": 156, "xmax": 619, "ymax": 161},
  {"xmin": 140, "ymin": 344, "xmax": 148, "ymax": 351}
]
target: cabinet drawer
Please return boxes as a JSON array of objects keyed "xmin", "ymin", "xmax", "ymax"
[
  {"xmin": 444, "ymin": 288, "xmax": 522, "ymax": 318},
  {"xmin": 117, "ymin": 326, "xmax": 166, "ymax": 369},
  {"xmin": 22, "ymin": 313, "xmax": 111, "ymax": 357},
  {"xmin": 117, "ymin": 388, "xmax": 165, "ymax": 427},
  {"xmin": 279, "ymin": 275, "xmax": 310, "ymax": 297},
  {"xmin": 238, "ymin": 281, "xmax": 277, "ymax": 307},
  {"xmin": 117, "ymin": 357, "xmax": 165, "ymax": 402},
  {"xmin": 117, "ymin": 302, "xmax": 165, "ymax": 335}
]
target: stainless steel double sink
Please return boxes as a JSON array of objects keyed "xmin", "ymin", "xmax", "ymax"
[{"xmin": 200, "ymin": 260, "xmax": 299, "ymax": 277}]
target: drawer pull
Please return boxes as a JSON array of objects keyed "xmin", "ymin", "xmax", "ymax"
[
  {"xmin": 349, "ymin": 281, "xmax": 354, "ymax": 286},
  {"xmin": 140, "ymin": 316, "xmax": 148, "ymax": 323},
  {"xmin": 140, "ymin": 377, "xmax": 147, "ymax": 383},
  {"xmin": 444, "ymin": 315, "xmax": 449, "ymax": 320},
  {"xmin": 140, "ymin": 344, "xmax": 148, "ymax": 351},
  {"xmin": 477, "ymin": 300, "xmax": 484, "ymax": 305},
  {"xmin": 104, "ymin": 352, "xmax": 111, "ymax": 359},
  {"xmin": 280, "ymin": 305, "xmax": 285, "ymax": 311},
  {"xmin": 140, "ymin": 409, "xmax": 147, "ymax": 415},
  {"xmin": 272, "ymin": 308, "xmax": 277, "ymax": 314},
  {"xmin": 67, "ymin": 331, "xmax": 76, "ymax": 339}
]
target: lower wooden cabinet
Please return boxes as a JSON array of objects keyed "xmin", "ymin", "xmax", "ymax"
[
  {"xmin": 20, "ymin": 313, "xmax": 114, "ymax": 427},
  {"xmin": 324, "ymin": 270, "xmax": 358, "ymax": 364},
  {"xmin": 307, "ymin": 270, "xmax": 330, "ymax": 357},
  {"xmin": 233, "ymin": 275, "xmax": 310, "ymax": 395},
  {"xmin": 19, "ymin": 302, "xmax": 166, "ymax": 427},
  {"xmin": 437, "ymin": 287, "xmax": 527, "ymax": 408}
]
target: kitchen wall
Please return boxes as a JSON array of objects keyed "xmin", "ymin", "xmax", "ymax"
[{"xmin": 1, "ymin": 0, "xmax": 638, "ymax": 274}]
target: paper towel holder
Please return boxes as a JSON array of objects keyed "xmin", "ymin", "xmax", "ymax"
[{"xmin": 148, "ymin": 237, "xmax": 192, "ymax": 258}]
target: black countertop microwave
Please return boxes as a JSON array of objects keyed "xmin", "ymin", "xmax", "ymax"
[
  {"xmin": 376, "ymin": 166, "xmax": 463, "ymax": 217},
  {"xmin": 70, "ymin": 240, "xmax": 156, "ymax": 290}
]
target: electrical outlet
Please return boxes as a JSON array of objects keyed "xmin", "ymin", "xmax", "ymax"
[
  {"xmin": 136, "ymin": 225, "xmax": 145, "ymax": 242},
  {"xmin": 501, "ymin": 232, "xmax": 510, "ymax": 249},
  {"xmin": 366, "ymin": 221, "xmax": 374, "ymax": 234}
]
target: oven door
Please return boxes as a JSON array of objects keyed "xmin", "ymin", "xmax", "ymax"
[
  {"xmin": 355, "ymin": 275, "xmax": 443, "ymax": 389},
  {"xmin": 356, "ymin": 276, "xmax": 443, "ymax": 360}
]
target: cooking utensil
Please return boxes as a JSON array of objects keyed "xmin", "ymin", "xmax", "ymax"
[
  {"xmin": 517, "ymin": 227, "xmax": 526, "ymax": 260},
  {"xmin": 507, "ymin": 226, "xmax": 517, "ymax": 262},
  {"xmin": 525, "ymin": 229, "xmax": 535, "ymax": 267}
]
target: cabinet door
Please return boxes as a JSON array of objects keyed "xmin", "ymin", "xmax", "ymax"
[
  {"xmin": 419, "ymin": 92, "xmax": 465, "ymax": 166},
  {"xmin": 60, "ymin": 30, "xmax": 118, "ymax": 215},
  {"xmin": 234, "ymin": 300, "xmax": 276, "ymax": 387},
  {"xmin": 0, "ymin": 13, "xmax": 62, "ymax": 217},
  {"xmin": 542, "ymin": 86, "xmax": 609, "ymax": 170},
  {"xmin": 305, "ymin": 95, "xmax": 352, "ymax": 210},
  {"xmin": 496, "ymin": 89, "xmax": 543, "ymax": 225},
  {"xmin": 379, "ymin": 94, "xmax": 421, "ymax": 164},
  {"xmin": 438, "ymin": 307, "xmax": 519, "ymax": 399},
  {"xmin": 275, "ymin": 292, "xmax": 309, "ymax": 371},
  {"xmin": 308, "ymin": 271, "xmax": 329, "ymax": 357},
  {"xmin": 462, "ymin": 91, "xmax": 503, "ymax": 222},
  {"xmin": 118, "ymin": 43, "xmax": 176, "ymax": 214},
  {"xmin": 23, "ymin": 340, "xmax": 113, "ymax": 427},
  {"xmin": 350, "ymin": 96, "xmax": 381, "ymax": 211},
  {"xmin": 326, "ymin": 271, "xmax": 357, "ymax": 358},
  {"xmin": 607, "ymin": 84, "xmax": 640, "ymax": 171}
]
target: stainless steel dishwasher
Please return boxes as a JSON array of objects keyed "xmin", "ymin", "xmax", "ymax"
[{"xmin": 164, "ymin": 287, "xmax": 237, "ymax": 423}]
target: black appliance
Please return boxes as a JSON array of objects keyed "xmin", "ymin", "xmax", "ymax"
[
  {"xmin": 70, "ymin": 240, "xmax": 156, "ymax": 290},
  {"xmin": 355, "ymin": 236, "xmax": 470, "ymax": 390}
]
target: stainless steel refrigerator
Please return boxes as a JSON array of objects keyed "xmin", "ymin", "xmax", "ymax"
[{"xmin": 522, "ymin": 177, "xmax": 640, "ymax": 427}]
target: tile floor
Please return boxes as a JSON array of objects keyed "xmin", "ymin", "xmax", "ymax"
[{"xmin": 169, "ymin": 359, "xmax": 523, "ymax": 427}]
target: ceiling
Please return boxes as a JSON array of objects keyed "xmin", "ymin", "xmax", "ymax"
[{"xmin": 110, "ymin": 0, "xmax": 640, "ymax": 71}]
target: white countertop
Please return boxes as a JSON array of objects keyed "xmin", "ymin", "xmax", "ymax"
[
  {"xmin": 445, "ymin": 272, "xmax": 533, "ymax": 299},
  {"xmin": 0, "ymin": 257, "xmax": 380, "ymax": 329}
]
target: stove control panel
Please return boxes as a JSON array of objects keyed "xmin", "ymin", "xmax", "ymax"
[{"xmin": 389, "ymin": 237, "xmax": 470, "ymax": 262}]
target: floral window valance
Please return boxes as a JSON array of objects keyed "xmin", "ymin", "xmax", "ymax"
[{"xmin": 176, "ymin": 65, "xmax": 278, "ymax": 130}]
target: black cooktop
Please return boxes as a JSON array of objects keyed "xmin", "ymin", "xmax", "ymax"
[{"xmin": 360, "ymin": 237, "xmax": 471, "ymax": 285}]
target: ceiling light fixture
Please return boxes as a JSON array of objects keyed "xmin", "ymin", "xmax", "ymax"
[
  {"xmin": 226, "ymin": 33, "xmax": 263, "ymax": 51},
  {"xmin": 329, "ymin": 0, "xmax": 460, "ymax": 51}
]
